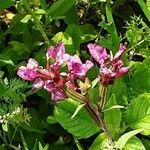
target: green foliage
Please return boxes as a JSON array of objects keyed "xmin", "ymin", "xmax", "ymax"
[
  {"xmin": 0, "ymin": 0, "xmax": 150, "ymax": 149},
  {"xmin": 55, "ymin": 98, "xmax": 100, "ymax": 139},
  {"xmin": 104, "ymin": 94, "xmax": 122, "ymax": 139},
  {"xmin": 126, "ymin": 93, "xmax": 150, "ymax": 135}
]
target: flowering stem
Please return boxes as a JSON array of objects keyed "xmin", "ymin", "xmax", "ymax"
[
  {"xmin": 63, "ymin": 86, "xmax": 114, "ymax": 146},
  {"xmin": 98, "ymin": 84, "xmax": 108, "ymax": 111}
]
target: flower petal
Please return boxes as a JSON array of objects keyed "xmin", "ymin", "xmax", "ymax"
[
  {"xmin": 87, "ymin": 43, "xmax": 108, "ymax": 65},
  {"xmin": 27, "ymin": 58, "xmax": 39, "ymax": 69},
  {"xmin": 51, "ymin": 89, "xmax": 66, "ymax": 101},
  {"xmin": 33, "ymin": 78, "xmax": 44, "ymax": 88},
  {"xmin": 17, "ymin": 66, "xmax": 37, "ymax": 81}
]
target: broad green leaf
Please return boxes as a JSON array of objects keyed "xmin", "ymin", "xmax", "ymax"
[
  {"xmin": 117, "ymin": 129, "xmax": 143, "ymax": 150},
  {"xmin": 126, "ymin": 93, "xmax": 150, "ymax": 135},
  {"xmin": 80, "ymin": 24, "xmax": 96, "ymax": 43},
  {"xmin": 129, "ymin": 58, "xmax": 150, "ymax": 95},
  {"xmin": 0, "ymin": 0, "xmax": 14, "ymax": 9},
  {"xmin": 64, "ymin": 6, "xmax": 79, "ymax": 25},
  {"xmin": 108, "ymin": 78, "xmax": 128, "ymax": 105},
  {"xmin": 65, "ymin": 24, "xmax": 81, "ymax": 54},
  {"xmin": 48, "ymin": 0, "xmax": 76, "ymax": 19},
  {"xmin": 55, "ymin": 98, "xmax": 100, "ymax": 139},
  {"xmin": 147, "ymin": 0, "xmax": 150, "ymax": 11},
  {"xmin": 104, "ymin": 94, "xmax": 122, "ymax": 138},
  {"xmin": 89, "ymin": 133, "xmax": 110, "ymax": 150},
  {"xmin": 124, "ymin": 136, "xmax": 146, "ymax": 150},
  {"xmin": 141, "ymin": 139, "xmax": 150, "ymax": 150}
]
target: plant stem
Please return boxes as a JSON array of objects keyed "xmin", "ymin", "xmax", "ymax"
[
  {"xmin": 22, "ymin": 0, "xmax": 50, "ymax": 45},
  {"xmin": 63, "ymin": 86, "xmax": 114, "ymax": 146},
  {"xmin": 98, "ymin": 84, "xmax": 108, "ymax": 111}
]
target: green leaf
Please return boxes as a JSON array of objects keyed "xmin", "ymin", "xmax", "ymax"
[
  {"xmin": 55, "ymin": 98, "xmax": 100, "ymax": 139},
  {"xmin": 80, "ymin": 24, "xmax": 96, "ymax": 43},
  {"xmin": 0, "ymin": 54, "xmax": 14, "ymax": 66},
  {"xmin": 64, "ymin": 6, "xmax": 79, "ymax": 25},
  {"xmin": 89, "ymin": 133, "xmax": 110, "ymax": 150},
  {"xmin": 20, "ymin": 130, "xmax": 29, "ymax": 150},
  {"xmin": 47, "ymin": 116, "xmax": 57, "ymax": 124},
  {"xmin": 71, "ymin": 103, "xmax": 85, "ymax": 119},
  {"xmin": 137, "ymin": 0, "xmax": 150, "ymax": 22},
  {"xmin": 129, "ymin": 58, "xmax": 150, "ymax": 95},
  {"xmin": 21, "ymin": 15, "xmax": 32, "ymax": 23},
  {"xmin": 117, "ymin": 129, "xmax": 143, "ymax": 150},
  {"xmin": 91, "ymin": 77, "xmax": 99, "ymax": 89},
  {"xmin": 50, "ymin": 32, "xmax": 75, "ymax": 54},
  {"xmin": 104, "ymin": 94, "xmax": 122, "ymax": 138},
  {"xmin": 106, "ymin": 0, "xmax": 120, "ymax": 53},
  {"xmin": 0, "ymin": 0, "xmax": 14, "ymax": 9},
  {"xmin": 33, "ymin": 9, "xmax": 46, "ymax": 15},
  {"xmin": 48, "ymin": 0, "xmax": 76, "ymax": 19},
  {"xmin": 124, "ymin": 136, "xmax": 146, "ymax": 150},
  {"xmin": 108, "ymin": 78, "xmax": 128, "ymax": 105},
  {"xmin": 66, "ymin": 24, "xmax": 81, "ymax": 54},
  {"xmin": 103, "ymin": 105, "xmax": 125, "ymax": 112},
  {"xmin": 126, "ymin": 93, "xmax": 150, "ymax": 135},
  {"xmin": 2, "ymin": 123, "xmax": 8, "ymax": 132}
]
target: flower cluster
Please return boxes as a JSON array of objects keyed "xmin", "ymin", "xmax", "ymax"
[
  {"xmin": 17, "ymin": 42, "xmax": 129, "ymax": 101},
  {"xmin": 87, "ymin": 43, "xmax": 129, "ymax": 85},
  {"xmin": 17, "ymin": 42, "xmax": 93, "ymax": 101}
]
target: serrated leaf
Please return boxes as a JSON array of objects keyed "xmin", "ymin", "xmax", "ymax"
[
  {"xmin": 104, "ymin": 94, "xmax": 122, "ymax": 138},
  {"xmin": 117, "ymin": 129, "xmax": 143, "ymax": 150},
  {"xmin": 126, "ymin": 93, "xmax": 150, "ymax": 135},
  {"xmin": 124, "ymin": 136, "xmax": 146, "ymax": 150},
  {"xmin": 55, "ymin": 98, "xmax": 100, "ymax": 139}
]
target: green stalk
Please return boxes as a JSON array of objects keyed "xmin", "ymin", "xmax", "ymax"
[
  {"xmin": 22, "ymin": 0, "xmax": 50, "ymax": 45},
  {"xmin": 137, "ymin": 0, "xmax": 150, "ymax": 22},
  {"xmin": 98, "ymin": 84, "xmax": 108, "ymax": 111},
  {"xmin": 63, "ymin": 86, "xmax": 114, "ymax": 146}
]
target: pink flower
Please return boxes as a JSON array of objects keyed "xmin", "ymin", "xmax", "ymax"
[
  {"xmin": 65, "ymin": 55, "xmax": 94, "ymax": 78},
  {"xmin": 64, "ymin": 54, "xmax": 93, "ymax": 90},
  {"xmin": 87, "ymin": 43, "xmax": 108, "ymax": 65},
  {"xmin": 17, "ymin": 59, "xmax": 40, "ymax": 81},
  {"xmin": 17, "ymin": 42, "xmax": 94, "ymax": 100},
  {"xmin": 87, "ymin": 43, "xmax": 129, "ymax": 85},
  {"xmin": 46, "ymin": 42, "xmax": 65, "ymax": 66},
  {"xmin": 44, "ymin": 80, "xmax": 66, "ymax": 101}
]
